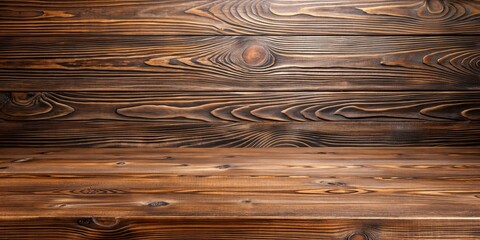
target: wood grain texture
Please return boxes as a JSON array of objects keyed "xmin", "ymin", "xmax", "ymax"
[
  {"xmin": 0, "ymin": 148, "xmax": 479, "ymax": 217},
  {"xmin": 1, "ymin": 92, "xmax": 480, "ymax": 122},
  {"xmin": 1, "ymin": 218, "xmax": 478, "ymax": 240},
  {"xmin": 0, "ymin": 36, "xmax": 478, "ymax": 91},
  {"xmin": 0, "ymin": 147, "xmax": 479, "ymax": 239},
  {"xmin": 0, "ymin": 121, "xmax": 479, "ymax": 147},
  {"xmin": 2, "ymin": 147, "xmax": 480, "ymax": 174},
  {"xmin": 0, "ymin": 0, "xmax": 479, "ymax": 36}
]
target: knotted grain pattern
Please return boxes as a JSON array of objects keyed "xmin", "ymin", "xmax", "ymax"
[
  {"xmin": 1, "ymin": 36, "xmax": 478, "ymax": 91},
  {"xmin": 0, "ymin": 121, "xmax": 479, "ymax": 147},
  {"xmin": 1, "ymin": 92, "xmax": 480, "ymax": 121},
  {"xmin": 0, "ymin": 0, "xmax": 478, "ymax": 35}
]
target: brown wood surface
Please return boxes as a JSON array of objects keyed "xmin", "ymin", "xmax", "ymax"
[
  {"xmin": 0, "ymin": 147, "xmax": 479, "ymax": 239},
  {"xmin": 0, "ymin": 0, "xmax": 479, "ymax": 36},
  {"xmin": 1, "ymin": 0, "xmax": 479, "ymax": 238},
  {"xmin": 1, "ymin": 218, "xmax": 478, "ymax": 240},
  {"xmin": 0, "ymin": 36, "xmax": 478, "ymax": 91},
  {"xmin": 1, "ymin": 91, "xmax": 480, "ymax": 122},
  {"xmin": 0, "ymin": 121, "xmax": 479, "ymax": 147}
]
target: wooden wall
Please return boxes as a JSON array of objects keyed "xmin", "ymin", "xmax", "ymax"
[{"xmin": 0, "ymin": 0, "xmax": 479, "ymax": 147}]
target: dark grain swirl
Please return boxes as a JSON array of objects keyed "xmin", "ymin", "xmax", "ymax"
[
  {"xmin": 0, "ymin": 121, "xmax": 478, "ymax": 147},
  {"xmin": 1, "ymin": 92, "xmax": 479, "ymax": 122},
  {"xmin": 0, "ymin": 92, "xmax": 73, "ymax": 120},
  {"xmin": 0, "ymin": 0, "xmax": 478, "ymax": 35},
  {"xmin": 0, "ymin": 36, "xmax": 478, "ymax": 91}
]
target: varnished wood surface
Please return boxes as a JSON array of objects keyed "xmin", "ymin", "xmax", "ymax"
[
  {"xmin": 1, "ymin": 92, "xmax": 480, "ymax": 122},
  {"xmin": 0, "ymin": 147, "xmax": 479, "ymax": 239},
  {"xmin": 1, "ymin": 36, "xmax": 478, "ymax": 91},
  {"xmin": 1, "ymin": 121, "xmax": 479, "ymax": 147},
  {"xmin": 0, "ymin": 0, "xmax": 479, "ymax": 36}
]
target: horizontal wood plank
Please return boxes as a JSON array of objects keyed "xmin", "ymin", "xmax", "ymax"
[
  {"xmin": 0, "ymin": 121, "xmax": 479, "ymax": 147},
  {"xmin": 0, "ymin": 147, "xmax": 479, "ymax": 239},
  {"xmin": 1, "ymin": 92, "xmax": 480, "ymax": 122},
  {"xmin": 0, "ymin": 147, "xmax": 479, "ymax": 218},
  {"xmin": 2, "ymin": 147, "xmax": 480, "ymax": 175},
  {"xmin": 0, "ymin": 36, "xmax": 478, "ymax": 91},
  {"xmin": 3, "ymin": 174, "xmax": 478, "ymax": 218},
  {"xmin": 0, "ymin": 0, "xmax": 479, "ymax": 35},
  {"xmin": 1, "ymin": 218, "xmax": 478, "ymax": 240}
]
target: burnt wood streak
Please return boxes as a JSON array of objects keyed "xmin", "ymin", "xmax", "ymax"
[
  {"xmin": 1, "ymin": 92, "xmax": 480, "ymax": 122},
  {"xmin": 0, "ymin": 36, "xmax": 478, "ymax": 91},
  {"xmin": 0, "ymin": 121, "xmax": 479, "ymax": 147},
  {"xmin": 0, "ymin": 147, "xmax": 479, "ymax": 239},
  {"xmin": 0, "ymin": 0, "xmax": 479, "ymax": 36}
]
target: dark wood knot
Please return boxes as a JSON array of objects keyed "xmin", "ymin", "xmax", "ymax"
[
  {"xmin": 148, "ymin": 201, "xmax": 169, "ymax": 207},
  {"xmin": 242, "ymin": 45, "xmax": 269, "ymax": 67},
  {"xmin": 77, "ymin": 217, "xmax": 93, "ymax": 226},
  {"xmin": 216, "ymin": 164, "xmax": 231, "ymax": 169},
  {"xmin": 78, "ymin": 217, "xmax": 119, "ymax": 228}
]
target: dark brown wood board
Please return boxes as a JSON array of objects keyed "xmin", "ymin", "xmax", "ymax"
[
  {"xmin": 0, "ymin": 0, "xmax": 479, "ymax": 36},
  {"xmin": 1, "ymin": 218, "xmax": 478, "ymax": 240},
  {"xmin": 1, "ymin": 91, "xmax": 480, "ymax": 122},
  {"xmin": 0, "ymin": 147, "xmax": 479, "ymax": 239},
  {"xmin": 1, "ymin": 121, "xmax": 479, "ymax": 147},
  {"xmin": 0, "ymin": 36, "xmax": 478, "ymax": 91}
]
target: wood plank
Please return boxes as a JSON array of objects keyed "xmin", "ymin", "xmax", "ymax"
[
  {"xmin": 1, "ymin": 92, "xmax": 480, "ymax": 122},
  {"xmin": 3, "ymin": 174, "xmax": 478, "ymax": 218},
  {"xmin": 2, "ymin": 147, "xmax": 480, "ymax": 175},
  {"xmin": 0, "ymin": 0, "xmax": 478, "ymax": 35},
  {"xmin": 0, "ymin": 148, "xmax": 478, "ymax": 218},
  {"xmin": 0, "ymin": 121, "xmax": 479, "ymax": 147},
  {"xmin": 0, "ymin": 36, "xmax": 478, "ymax": 91},
  {"xmin": 1, "ymin": 218, "xmax": 478, "ymax": 240},
  {"xmin": 0, "ymin": 147, "xmax": 479, "ymax": 239}
]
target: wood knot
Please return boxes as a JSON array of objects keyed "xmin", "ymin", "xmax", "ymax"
[
  {"xmin": 92, "ymin": 217, "xmax": 119, "ymax": 227},
  {"xmin": 10, "ymin": 92, "xmax": 39, "ymax": 106},
  {"xmin": 77, "ymin": 217, "xmax": 93, "ymax": 226},
  {"xmin": 316, "ymin": 180, "xmax": 347, "ymax": 187},
  {"xmin": 1, "ymin": 92, "xmax": 74, "ymax": 120},
  {"xmin": 348, "ymin": 233, "xmax": 369, "ymax": 240},
  {"xmin": 148, "ymin": 201, "xmax": 169, "ymax": 207},
  {"xmin": 242, "ymin": 45, "xmax": 269, "ymax": 67},
  {"xmin": 424, "ymin": 0, "xmax": 445, "ymax": 14},
  {"xmin": 216, "ymin": 164, "xmax": 231, "ymax": 169}
]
